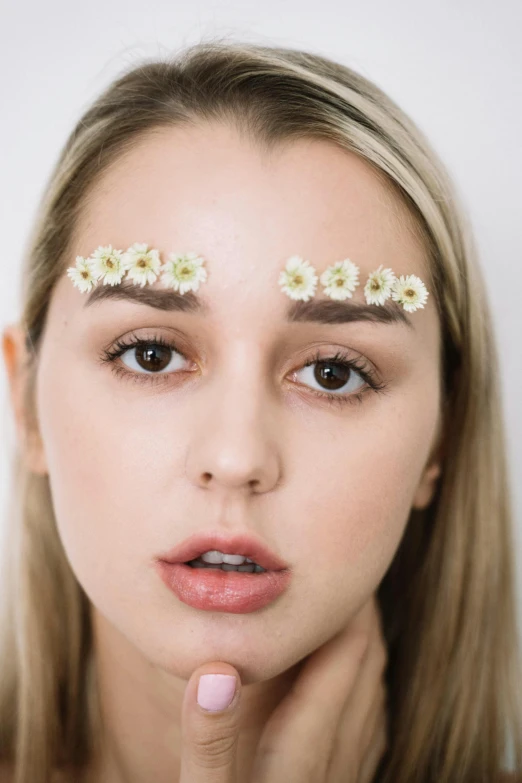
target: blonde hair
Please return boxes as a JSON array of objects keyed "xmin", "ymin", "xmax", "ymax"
[{"xmin": 1, "ymin": 38, "xmax": 521, "ymax": 783}]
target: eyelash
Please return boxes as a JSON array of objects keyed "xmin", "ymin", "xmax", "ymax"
[{"xmin": 99, "ymin": 332, "xmax": 389, "ymax": 409}]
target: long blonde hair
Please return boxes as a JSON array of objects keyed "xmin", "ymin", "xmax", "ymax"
[{"xmin": 1, "ymin": 38, "xmax": 521, "ymax": 783}]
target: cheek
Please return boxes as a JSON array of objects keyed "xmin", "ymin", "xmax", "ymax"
[
  {"xmin": 289, "ymin": 387, "xmax": 439, "ymax": 582},
  {"xmin": 37, "ymin": 339, "xmax": 186, "ymax": 490},
  {"xmin": 35, "ymin": 353, "xmax": 186, "ymax": 597}
]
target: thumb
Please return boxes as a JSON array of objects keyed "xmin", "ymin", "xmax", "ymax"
[{"xmin": 179, "ymin": 663, "xmax": 241, "ymax": 783}]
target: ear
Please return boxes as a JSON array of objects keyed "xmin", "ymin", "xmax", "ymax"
[
  {"xmin": 411, "ymin": 417, "xmax": 445, "ymax": 511},
  {"xmin": 2, "ymin": 323, "xmax": 48, "ymax": 475}
]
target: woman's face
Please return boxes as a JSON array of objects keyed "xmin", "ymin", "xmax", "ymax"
[{"xmin": 31, "ymin": 122, "xmax": 442, "ymax": 683}]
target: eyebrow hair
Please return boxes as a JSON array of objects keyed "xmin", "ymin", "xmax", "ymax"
[
  {"xmin": 84, "ymin": 281, "xmax": 208, "ymax": 314},
  {"xmin": 84, "ymin": 280, "xmax": 414, "ymax": 329},
  {"xmin": 286, "ymin": 298, "xmax": 414, "ymax": 329}
]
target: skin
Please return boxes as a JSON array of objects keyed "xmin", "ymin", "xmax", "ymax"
[{"xmin": 2, "ymin": 121, "xmax": 443, "ymax": 782}]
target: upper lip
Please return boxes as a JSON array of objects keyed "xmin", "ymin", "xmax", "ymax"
[{"xmin": 156, "ymin": 531, "xmax": 289, "ymax": 571}]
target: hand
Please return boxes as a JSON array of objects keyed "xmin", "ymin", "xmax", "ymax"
[{"xmin": 179, "ymin": 593, "xmax": 389, "ymax": 782}]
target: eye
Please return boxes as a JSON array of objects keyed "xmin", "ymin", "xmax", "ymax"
[
  {"xmin": 296, "ymin": 355, "xmax": 364, "ymax": 395},
  {"xmin": 120, "ymin": 340, "xmax": 186, "ymax": 375},
  {"xmin": 290, "ymin": 349, "xmax": 388, "ymax": 408},
  {"xmin": 99, "ymin": 332, "xmax": 191, "ymax": 386}
]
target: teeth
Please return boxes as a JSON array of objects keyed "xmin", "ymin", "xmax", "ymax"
[{"xmin": 200, "ymin": 550, "xmax": 253, "ymax": 566}]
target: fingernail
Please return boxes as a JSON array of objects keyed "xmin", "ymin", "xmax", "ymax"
[{"xmin": 197, "ymin": 674, "xmax": 236, "ymax": 712}]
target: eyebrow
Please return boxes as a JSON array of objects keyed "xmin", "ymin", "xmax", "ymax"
[{"xmin": 84, "ymin": 280, "xmax": 414, "ymax": 329}]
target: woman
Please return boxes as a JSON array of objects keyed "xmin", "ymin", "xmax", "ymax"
[{"xmin": 1, "ymin": 39, "xmax": 521, "ymax": 782}]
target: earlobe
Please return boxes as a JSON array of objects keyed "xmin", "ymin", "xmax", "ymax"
[
  {"xmin": 2, "ymin": 323, "xmax": 49, "ymax": 476},
  {"xmin": 2, "ymin": 323, "xmax": 28, "ymax": 442},
  {"xmin": 411, "ymin": 460, "xmax": 443, "ymax": 510},
  {"xmin": 411, "ymin": 415, "xmax": 446, "ymax": 510},
  {"xmin": 24, "ymin": 431, "xmax": 49, "ymax": 476}
]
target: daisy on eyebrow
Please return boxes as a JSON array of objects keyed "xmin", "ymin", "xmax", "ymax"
[
  {"xmin": 278, "ymin": 255, "xmax": 318, "ymax": 302},
  {"xmin": 122, "ymin": 243, "xmax": 162, "ymax": 287},
  {"xmin": 90, "ymin": 245, "xmax": 127, "ymax": 286},
  {"xmin": 67, "ymin": 256, "xmax": 98, "ymax": 293},
  {"xmin": 363, "ymin": 265, "xmax": 396, "ymax": 306},
  {"xmin": 66, "ymin": 245, "xmax": 209, "ymax": 296},
  {"xmin": 391, "ymin": 274, "xmax": 429, "ymax": 312},
  {"xmin": 319, "ymin": 259, "xmax": 360, "ymax": 300},
  {"xmin": 159, "ymin": 252, "xmax": 207, "ymax": 294},
  {"xmin": 277, "ymin": 255, "xmax": 429, "ymax": 313}
]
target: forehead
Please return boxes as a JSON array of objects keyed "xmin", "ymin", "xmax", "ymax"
[{"xmin": 71, "ymin": 122, "xmax": 435, "ymax": 332}]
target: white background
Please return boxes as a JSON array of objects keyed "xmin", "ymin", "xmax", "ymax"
[{"xmin": 1, "ymin": 0, "xmax": 521, "ymax": 643}]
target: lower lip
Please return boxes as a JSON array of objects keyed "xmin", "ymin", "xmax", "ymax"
[{"xmin": 156, "ymin": 561, "xmax": 292, "ymax": 613}]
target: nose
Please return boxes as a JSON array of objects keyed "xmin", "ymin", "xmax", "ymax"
[{"xmin": 184, "ymin": 360, "xmax": 283, "ymax": 496}]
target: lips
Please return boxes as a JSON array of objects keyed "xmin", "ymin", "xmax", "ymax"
[
  {"xmin": 156, "ymin": 562, "xmax": 292, "ymax": 613},
  {"xmin": 156, "ymin": 531, "xmax": 290, "ymax": 572}
]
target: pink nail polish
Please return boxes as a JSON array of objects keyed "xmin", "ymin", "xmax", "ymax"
[{"xmin": 197, "ymin": 674, "xmax": 236, "ymax": 712}]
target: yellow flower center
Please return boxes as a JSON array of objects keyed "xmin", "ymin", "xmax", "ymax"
[
  {"xmin": 370, "ymin": 279, "xmax": 381, "ymax": 291},
  {"xmin": 81, "ymin": 271, "xmax": 88, "ymax": 279},
  {"xmin": 336, "ymin": 278, "xmax": 344, "ymax": 287},
  {"xmin": 294, "ymin": 275, "xmax": 303, "ymax": 285},
  {"xmin": 404, "ymin": 288, "xmax": 416, "ymax": 299}
]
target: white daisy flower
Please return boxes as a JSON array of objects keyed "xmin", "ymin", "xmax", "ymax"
[
  {"xmin": 66, "ymin": 255, "xmax": 97, "ymax": 293},
  {"xmin": 159, "ymin": 252, "xmax": 207, "ymax": 294},
  {"xmin": 89, "ymin": 245, "xmax": 127, "ymax": 286},
  {"xmin": 391, "ymin": 274, "xmax": 429, "ymax": 312},
  {"xmin": 364, "ymin": 265, "xmax": 397, "ymax": 306},
  {"xmin": 320, "ymin": 258, "xmax": 360, "ymax": 300},
  {"xmin": 278, "ymin": 255, "xmax": 318, "ymax": 302},
  {"xmin": 122, "ymin": 243, "xmax": 162, "ymax": 287}
]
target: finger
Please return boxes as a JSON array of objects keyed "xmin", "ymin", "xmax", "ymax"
[
  {"xmin": 251, "ymin": 616, "xmax": 371, "ymax": 782},
  {"xmin": 179, "ymin": 662, "xmax": 241, "ymax": 783}
]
